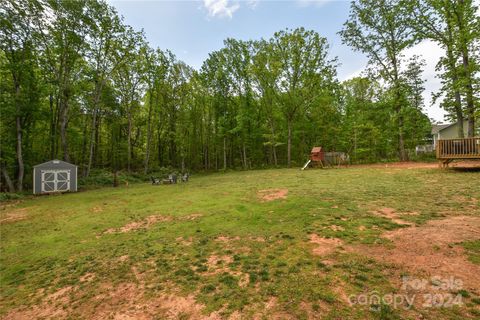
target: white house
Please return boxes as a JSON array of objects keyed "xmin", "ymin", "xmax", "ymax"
[{"xmin": 431, "ymin": 120, "xmax": 469, "ymax": 148}]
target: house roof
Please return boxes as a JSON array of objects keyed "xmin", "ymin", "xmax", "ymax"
[{"xmin": 431, "ymin": 123, "xmax": 453, "ymax": 134}]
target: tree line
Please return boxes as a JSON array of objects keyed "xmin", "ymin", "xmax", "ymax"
[{"xmin": 1, "ymin": 0, "xmax": 478, "ymax": 192}]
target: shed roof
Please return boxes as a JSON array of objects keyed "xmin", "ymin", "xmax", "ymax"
[
  {"xmin": 34, "ymin": 159, "xmax": 77, "ymax": 168},
  {"xmin": 311, "ymin": 147, "xmax": 322, "ymax": 153}
]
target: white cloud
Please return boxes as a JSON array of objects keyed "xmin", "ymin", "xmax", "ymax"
[
  {"xmin": 342, "ymin": 68, "xmax": 365, "ymax": 81},
  {"xmin": 296, "ymin": 0, "xmax": 334, "ymax": 8},
  {"xmin": 246, "ymin": 0, "xmax": 259, "ymax": 10},
  {"xmin": 203, "ymin": 0, "xmax": 240, "ymax": 18}
]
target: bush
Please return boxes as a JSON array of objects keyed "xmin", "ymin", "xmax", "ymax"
[
  {"xmin": 78, "ymin": 169, "xmax": 145, "ymax": 189},
  {"xmin": 77, "ymin": 167, "xmax": 183, "ymax": 189},
  {"xmin": 0, "ymin": 193, "xmax": 25, "ymax": 202}
]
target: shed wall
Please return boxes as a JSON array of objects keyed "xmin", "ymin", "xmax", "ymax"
[{"xmin": 33, "ymin": 161, "xmax": 77, "ymax": 194}]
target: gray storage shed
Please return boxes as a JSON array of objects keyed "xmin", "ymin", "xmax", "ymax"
[{"xmin": 33, "ymin": 160, "xmax": 78, "ymax": 195}]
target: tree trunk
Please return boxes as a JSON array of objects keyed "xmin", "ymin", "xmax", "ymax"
[
  {"xmin": 397, "ymin": 113, "xmax": 408, "ymax": 161},
  {"xmin": 1, "ymin": 163, "xmax": 15, "ymax": 193},
  {"xmin": 445, "ymin": 26, "xmax": 464, "ymax": 138},
  {"xmin": 455, "ymin": 105, "xmax": 465, "ymax": 138},
  {"xmin": 49, "ymin": 92, "xmax": 57, "ymax": 159},
  {"xmin": 113, "ymin": 171, "xmax": 119, "ymax": 187},
  {"xmin": 287, "ymin": 119, "xmax": 292, "ymax": 167},
  {"xmin": 223, "ymin": 136, "xmax": 227, "ymax": 170},
  {"xmin": 127, "ymin": 105, "xmax": 132, "ymax": 172},
  {"xmin": 204, "ymin": 145, "xmax": 208, "ymax": 170},
  {"xmin": 270, "ymin": 123, "xmax": 278, "ymax": 166},
  {"xmin": 86, "ymin": 106, "xmax": 97, "ymax": 177},
  {"xmin": 15, "ymin": 85, "xmax": 24, "ymax": 191},
  {"xmin": 455, "ymin": 0, "xmax": 476, "ymax": 137},
  {"xmin": 94, "ymin": 116, "xmax": 101, "ymax": 166},
  {"xmin": 58, "ymin": 73, "xmax": 71, "ymax": 162},
  {"xmin": 86, "ymin": 80, "xmax": 105, "ymax": 177},
  {"xmin": 394, "ymin": 88, "xmax": 408, "ymax": 161},
  {"xmin": 272, "ymin": 146, "xmax": 278, "ymax": 166},
  {"xmin": 81, "ymin": 115, "xmax": 88, "ymax": 175},
  {"xmin": 59, "ymin": 100, "xmax": 70, "ymax": 162},
  {"xmin": 392, "ymin": 57, "xmax": 407, "ymax": 161},
  {"xmin": 460, "ymin": 50, "xmax": 475, "ymax": 137},
  {"xmin": 144, "ymin": 90, "xmax": 154, "ymax": 174},
  {"xmin": 242, "ymin": 142, "xmax": 247, "ymax": 169}
]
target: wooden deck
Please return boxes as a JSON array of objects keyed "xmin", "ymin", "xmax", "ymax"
[{"xmin": 436, "ymin": 137, "xmax": 480, "ymax": 167}]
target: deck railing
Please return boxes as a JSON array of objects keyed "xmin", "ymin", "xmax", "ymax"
[{"xmin": 436, "ymin": 137, "xmax": 480, "ymax": 159}]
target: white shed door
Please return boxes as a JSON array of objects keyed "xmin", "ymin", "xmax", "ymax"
[{"xmin": 41, "ymin": 170, "xmax": 70, "ymax": 192}]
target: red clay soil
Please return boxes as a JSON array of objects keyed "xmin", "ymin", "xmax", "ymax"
[
  {"xmin": 309, "ymin": 234, "xmax": 344, "ymax": 256},
  {"xmin": 369, "ymin": 207, "xmax": 417, "ymax": 225},
  {"xmin": 257, "ymin": 189, "xmax": 288, "ymax": 202},
  {"xmin": 102, "ymin": 213, "xmax": 202, "ymax": 235},
  {"xmin": 350, "ymin": 215, "xmax": 480, "ymax": 295},
  {"xmin": 0, "ymin": 207, "xmax": 29, "ymax": 224}
]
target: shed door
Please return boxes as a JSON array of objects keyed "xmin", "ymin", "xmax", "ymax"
[{"xmin": 41, "ymin": 170, "xmax": 70, "ymax": 192}]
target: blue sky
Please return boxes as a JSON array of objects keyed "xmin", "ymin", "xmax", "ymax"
[{"xmin": 110, "ymin": 0, "xmax": 446, "ymax": 121}]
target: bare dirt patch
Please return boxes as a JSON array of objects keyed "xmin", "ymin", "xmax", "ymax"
[
  {"xmin": 257, "ymin": 189, "xmax": 288, "ymax": 202},
  {"xmin": 238, "ymin": 273, "xmax": 250, "ymax": 288},
  {"xmin": 299, "ymin": 301, "xmax": 331, "ymax": 319},
  {"xmin": 91, "ymin": 206, "xmax": 103, "ymax": 213},
  {"xmin": 0, "ymin": 207, "xmax": 29, "ymax": 224},
  {"xmin": 453, "ymin": 195, "xmax": 479, "ymax": 209},
  {"xmin": 103, "ymin": 215, "xmax": 173, "ymax": 234},
  {"xmin": 117, "ymin": 255, "xmax": 129, "ymax": 263},
  {"xmin": 249, "ymin": 236, "xmax": 266, "ymax": 242},
  {"xmin": 176, "ymin": 236, "xmax": 193, "ymax": 246},
  {"xmin": 79, "ymin": 272, "xmax": 95, "ymax": 283},
  {"xmin": 5, "ymin": 286, "xmax": 74, "ymax": 319},
  {"xmin": 328, "ymin": 225, "xmax": 345, "ymax": 232},
  {"xmin": 5, "ymin": 281, "xmax": 224, "ymax": 320},
  {"xmin": 202, "ymin": 254, "xmax": 249, "ymax": 287},
  {"xmin": 370, "ymin": 207, "xmax": 414, "ymax": 225},
  {"xmin": 352, "ymin": 216, "xmax": 480, "ymax": 295},
  {"xmin": 180, "ymin": 213, "xmax": 203, "ymax": 220},
  {"xmin": 309, "ymin": 234, "xmax": 344, "ymax": 256},
  {"xmin": 86, "ymin": 283, "xmax": 219, "ymax": 320},
  {"xmin": 206, "ymin": 254, "xmax": 234, "ymax": 275},
  {"xmin": 215, "ymin": 235, "xmax": 241, "ymax": 242},
  {"xmin": 102, "ymin": 213, "xmax": 202, "ymax": 235}
]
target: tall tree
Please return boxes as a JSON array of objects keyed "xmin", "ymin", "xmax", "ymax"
[
  {"xmin": 40, "ymin": 0, "xmax": 88, "ymax": 162},
  {"xmin": 0, "ymin": 0, "xmax": 42, "ymax": 191},
  {"xmin": 111, "ymin": 28, "xmax": 146, "ymax": 172},
  {"xmin": 84, "ymin": 0, "xmax": 137, "ymax": 176},
  {"xmin": 271, "ymin": 28, "xmax": 337, "ymax": 167},
  {"xmin": 409, "ymin": 0, "xmax": 463, "ymax": 137},
  {"xmin": 251, "ymin": 40, "xmax": 282, "ymax": 166},
  {"xmin": 340, "ymin": 0, "xmax": 416, "ymax": 161},
  {"xmin": 452, "ymin": 0, "xmax": 479, "ymax": 136},
  {"xmin": 142, "ymin": 48, "xmax": 168, "ymax": 174}
]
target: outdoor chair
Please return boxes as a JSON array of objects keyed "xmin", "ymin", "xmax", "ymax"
[{"xmin": 162, "ymin": 173, "xmax": 177, "ymax": 184}]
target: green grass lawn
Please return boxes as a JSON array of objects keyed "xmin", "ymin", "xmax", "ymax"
[{"xmin": 1, "ymin": 166, "xmax": 479, "ymax": 319}]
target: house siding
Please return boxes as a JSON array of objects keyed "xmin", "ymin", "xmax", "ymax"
[
  {"xmin": 433, "ymin": 120, "xmax": 469, "ymax": 148},
  {"xmin": 438, "ymin": 121, "xmax": 469, "ymax": 139}
]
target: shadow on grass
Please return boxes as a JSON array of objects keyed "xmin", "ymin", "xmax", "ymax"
[{"xmin": 450, "ymin": 167, "xmax": 480, "ymax": 172}]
